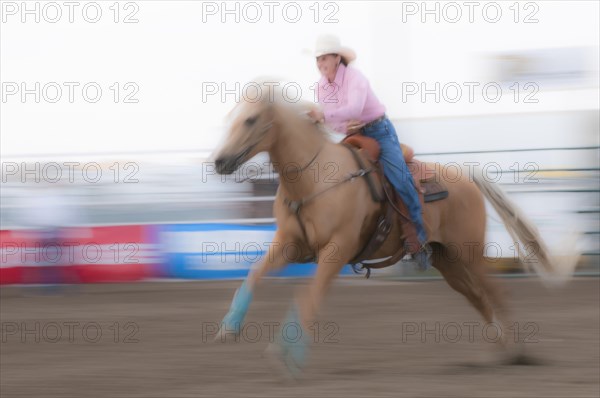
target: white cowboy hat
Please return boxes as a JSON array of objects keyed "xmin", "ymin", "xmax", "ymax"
[{"xmin": 314, "ymin": 34, "xmax": 356, "ymax": 64}]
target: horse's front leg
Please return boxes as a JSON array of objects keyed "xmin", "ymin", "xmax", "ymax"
[
  {"xmin": 215, "ymin": 230, "xmax": 291, "ymax": 342},
  {"xmin": 267, "ymin": 238, "xmax": 351, "ymax": 376}
]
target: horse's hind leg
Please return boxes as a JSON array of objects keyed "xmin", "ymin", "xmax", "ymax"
[
  {"xmin": 432, "ymin": 243, "xmax": 513, "ymax": 352},
  {"xmin": 466, "ymin": 257, "xmax": 510, "ymax": 328},
  {"xmin": 464, "ymin": 256, "xmax": 535, "ymax": 362},
  {"xmin": 432, "ymin": 243, "xmax": 496, "ymax": 326}
]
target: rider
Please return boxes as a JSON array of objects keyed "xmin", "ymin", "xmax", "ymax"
[{"xmin": 307, "ymin": 34, "xmax": 432, "ymax": 270}]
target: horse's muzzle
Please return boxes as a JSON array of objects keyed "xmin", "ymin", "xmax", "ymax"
[
  {"xmin": 215, "ymin": 156, "xmax": 237, "ymax": 175},
  {"xmin": 215, "ymin": 146, "xmax": 253, "ymax": 175}
]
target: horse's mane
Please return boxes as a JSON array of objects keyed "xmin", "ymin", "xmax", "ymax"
[
  {"xmin": 276, "ymin": 100, "xmax": 336, "ymax": 139},
  {"xmin": 225, "ymin": 77, "xmax": 335, "ymax": 140}
]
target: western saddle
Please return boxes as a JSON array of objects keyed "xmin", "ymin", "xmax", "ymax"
[{"xmin": 341, "ymin": 133, "xmax": 448, "ymax": 276}]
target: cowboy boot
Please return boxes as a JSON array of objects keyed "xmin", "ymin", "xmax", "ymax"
[
  {"xmin": 396, "ymin": 197, "xmax": 432, "ymax": 270},
  {"xmin": 396, "ymin": 197, "xmax": 421, "ymax": 255}
]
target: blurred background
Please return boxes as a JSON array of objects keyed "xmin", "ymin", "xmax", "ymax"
[{"xmin": 1, "ymin": 0, "xmax": 598, "ymax": 281}]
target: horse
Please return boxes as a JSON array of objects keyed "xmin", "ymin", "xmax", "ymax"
[{"xmin": 212, "ymin": 94, "xmax": 576, "ymax": 377}]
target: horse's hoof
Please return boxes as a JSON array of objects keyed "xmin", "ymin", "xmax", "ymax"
[
  {"xmin": 498, "ymin": 344, "xmax": 542, "ymax": 366},
  {"xmin": 263, "ymin": 343, "xmax": 304, "ymax": 382},
  {"xmin": 213, "ymin": 309, "xmax": 244, "ymax": 343},
  {"xmin": 505, "ymin": 352, "xmax": 542, "ymax": 366},
  {"xmin": 212, "ymin": 326, "xmax": 241, "ymax": 343}
]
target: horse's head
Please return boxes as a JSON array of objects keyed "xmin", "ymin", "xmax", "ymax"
[
  {"xmin": 214, "ymin": 96, "xmax": 278, "ymax": 175},
  {"xmin": 214, "ymin": 79, "xmax": 329, "ymax": 174}
]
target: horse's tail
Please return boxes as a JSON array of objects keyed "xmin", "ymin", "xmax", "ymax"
[{"xmin": 473, "ymin": 173, "xmax": 580, "ymax": 285}]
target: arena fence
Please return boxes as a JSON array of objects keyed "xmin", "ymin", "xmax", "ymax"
[{"xmin": 1, "ymin": 146, "xmax": 598, "ymax": 283}]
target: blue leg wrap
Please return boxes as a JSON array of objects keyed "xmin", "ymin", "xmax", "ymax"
[
  {"xmin": 220, "ymin": 279, "xmax": 253, "ymax": 334},
  {"xmin": 278, "ymin": 305, "xmax": 309, "ymax": 374}
]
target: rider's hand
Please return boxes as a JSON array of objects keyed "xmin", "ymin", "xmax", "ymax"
[
  {"xmin": 346, "ymin": 120, "xmax": 366, "ymax": 132},
  {"xmin": 308, "ymin": 109, "xmax": 325, "ymax": 124}
]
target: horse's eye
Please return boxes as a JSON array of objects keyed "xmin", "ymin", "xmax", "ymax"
[{"xmin": 244, "ymin": 116, "xmax": 257, "ymax": 127}]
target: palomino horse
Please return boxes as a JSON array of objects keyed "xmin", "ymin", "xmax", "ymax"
[{"xmin": 213, "ymin": 95, "xmax": 572, "ymax": 376}]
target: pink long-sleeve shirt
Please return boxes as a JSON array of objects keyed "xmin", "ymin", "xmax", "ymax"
[{"xmin": 317, "ymin": 63, "xmax": 386, "ymax": 134}]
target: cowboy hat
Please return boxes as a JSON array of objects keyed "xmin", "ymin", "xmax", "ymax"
[{"xmin": 314, "ymin": 34, "xmax": 356, "ymax": 64}]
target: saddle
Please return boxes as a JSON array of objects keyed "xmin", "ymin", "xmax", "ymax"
[{"xmin": 341, "ymin": 133, "xmax": 449, "ymax": 276}]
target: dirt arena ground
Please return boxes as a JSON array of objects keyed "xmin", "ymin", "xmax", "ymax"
[{"xmin": 1, "ymin": 277, "xmax": 598, "ymax": 398}]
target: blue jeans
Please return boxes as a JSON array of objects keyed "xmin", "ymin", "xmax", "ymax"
[{"xmin": 362, "ymin": 116, "xmax": 427, "ymax": 244}]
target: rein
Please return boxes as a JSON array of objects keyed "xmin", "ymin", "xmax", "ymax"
[
  {"xmin": 235, "ymin": 119, "xmax": 320, "ymax": 183},
  {"xmin": 283, "ymin": 144, "xmax": 374, "ymax": 249},
  {"xmin": 233, "ymin": 121, "xmax": 274, "ymax": 183},
  {"xmin": 243, "ymin": 121, "xmax": 274, "ymax": 156}
]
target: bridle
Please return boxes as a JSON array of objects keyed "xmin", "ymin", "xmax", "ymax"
[
  {"xmin": 230, "ymin": 120, "xmax": 273, "ymax": 169},
  {"xmin": 234, "ymin": 115, "xmax": 321, "ymax": 182},
  {"xmin": 233, "ymin": 116, "xmax": 375, "ymax": 255},
  {"xmin": 283, "ymin": 144, "xmax": 374, "ymax": 252}
]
